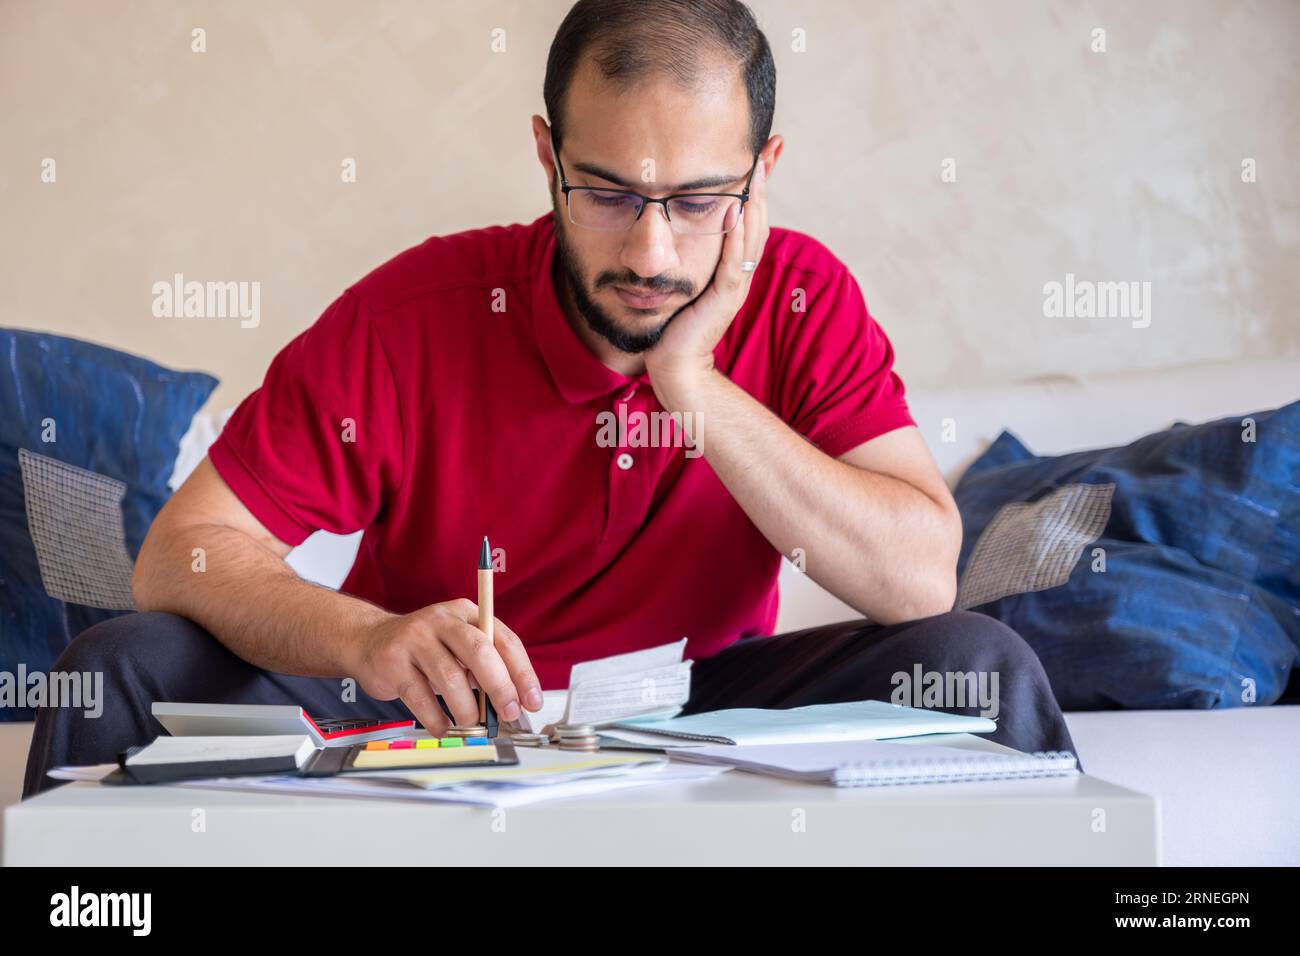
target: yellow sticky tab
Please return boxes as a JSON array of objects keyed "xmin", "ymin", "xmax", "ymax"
[
  {"xmin": 351, "ymin": 746, "xmax": 498, "ymax": 770},
  {"xmin": 416, "ymin": 738, "xmax": 439, "ymax": 749}
]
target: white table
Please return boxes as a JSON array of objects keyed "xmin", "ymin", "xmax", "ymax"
[{"xmin": 3, "ymin": 734, "xmax": 1159, "ymax": 865}]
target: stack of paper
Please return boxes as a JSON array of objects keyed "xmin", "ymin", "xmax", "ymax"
[
  {"xmin": 50, "ymin": 748, "xmax": 730, "ymax": 808},
  {"xmin": 123, "ymin": 734, "xmax": 315, "ymax": 767},
  {"xmin": 506, "ymin": 639, "xmax": 692, "ymax": 736}
]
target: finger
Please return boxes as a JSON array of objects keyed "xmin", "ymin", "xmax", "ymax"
[
  {"xmin": 411, "ymin": 629, "xmax": 483, "ymax": 726},
  {"xmin": 441, "ymin": 616, "xmax": 522, "ymax": 724},
  {"xmin": 418, "ymin": 599, "xmax": 504, "ymax": 720},
  {"xmin": 708, "ymin": 207, "xmax": 744, "ymax": 301},
  {"xmin": 444, "ymin": 599, "xmax": 535, "ymax": 718},
  {"xmin": 490, "ymin": 616, "xmax": 544, "ymax": 712},
  {"xmin": 395, "ymin": 668, "xmax": 451, "ymax": 738},
  {"xmin": 744, "ymin": 160, "xmax": 767, "ymax": 266},
  {"xmin": 725, "ymin": 198, "xmax": 747, "ymax": 279}
]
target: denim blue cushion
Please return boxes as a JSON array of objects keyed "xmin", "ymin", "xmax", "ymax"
[
  {"xmin": 0, "ymin": 328, "xmax": 217, "ymax": 719},
  {"xmin": 954, "ymin": 401, "xmax": 1300, "ymax": 710}
]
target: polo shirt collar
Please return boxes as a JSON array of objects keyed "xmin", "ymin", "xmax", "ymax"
[{"xmin": 532, "ymin": 213, "xmax": 652, "ymax": 404}]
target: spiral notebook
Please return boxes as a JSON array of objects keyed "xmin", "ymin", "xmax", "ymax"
[{"xmin": 668, "ymin": 739, "xmax": 1079, "ymax": 787}]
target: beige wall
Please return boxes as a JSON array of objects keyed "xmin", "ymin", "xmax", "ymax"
[{"xmin": 3, "ymin": 0, "xmax": 1297, "ymax": 413}]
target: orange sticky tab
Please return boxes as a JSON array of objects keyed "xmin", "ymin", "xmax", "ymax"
[{"xmin": 365, "ymin": 741, "xmax": 389, "ymax": 751}]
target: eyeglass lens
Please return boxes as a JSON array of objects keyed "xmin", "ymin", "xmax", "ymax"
[{"xmin": 568, "ymin": 189, "xmax": 743, "ymax": 235}]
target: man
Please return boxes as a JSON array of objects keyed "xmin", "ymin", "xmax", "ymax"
[{"xmin": 25, "ymin": 0, "xmax": 1076, "ymax": 796}]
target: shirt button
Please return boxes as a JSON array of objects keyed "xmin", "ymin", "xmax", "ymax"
[{"xmin": 616, "ymin": 452, "xmax": 634, "ymax": 470}]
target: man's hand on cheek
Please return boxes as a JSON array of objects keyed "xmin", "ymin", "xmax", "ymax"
[{"xmin": 644, "ymin": 158, "xmax": 769, "ymax": 410}]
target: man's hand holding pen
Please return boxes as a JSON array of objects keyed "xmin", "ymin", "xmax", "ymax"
[{"xmin": 351, "ymin": 579, "xmax": 542, "ymax": 737}]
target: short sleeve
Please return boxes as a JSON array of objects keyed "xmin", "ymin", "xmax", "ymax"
[
  {"xmin": 775, "ymin": 266, "xmax": 915, "ymax": 459},
  {"xmin": 207, "ymin": 290, "xmax": 404, "ymax": 547}
]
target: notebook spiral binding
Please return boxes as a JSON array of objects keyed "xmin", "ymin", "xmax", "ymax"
[{"xmin": 830, "ymin": 749, "xmax": 1079, "ymax": 787}]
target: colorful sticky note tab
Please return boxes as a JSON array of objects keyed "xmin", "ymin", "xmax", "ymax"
[
  {"xmin": 466, "ymin": 737, "xmax": 489, "ymax": 746},
  {"xmin": 439, "ymin": 737, "xmax": 464, "ymax": 748},
  {"xmin": 416, "ymin": 738, "xmax": 439, "ymax": 749},
  {"xmin": 365, "ymin": 741, "xmax": 389, "ymax": 751},
  {"xmin": 390, "ymin": 739, "xmax": 415, "ymax": 749}
]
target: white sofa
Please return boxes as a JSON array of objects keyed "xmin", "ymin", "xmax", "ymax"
[{"xmin": 3, "ymin": 356, "xmax": 1297, "ymax": 865}]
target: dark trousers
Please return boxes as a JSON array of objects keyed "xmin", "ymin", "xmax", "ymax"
[{"xmin": 23, "ymin": 609, "xmax": 1079, "ymax": 798}]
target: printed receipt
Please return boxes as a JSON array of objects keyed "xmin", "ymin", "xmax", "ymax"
[{"xmin": 506, "ymin": 639, "xmax": 692, "ymax": 735}]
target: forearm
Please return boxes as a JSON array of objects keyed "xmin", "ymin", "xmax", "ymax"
[
  {"xmin": 664, "ymin": 370, "xmax": 958, "ymax": 624},
  {"xmin": 132, "ymin": 522, "xmax": 391, "ymax": 678}
]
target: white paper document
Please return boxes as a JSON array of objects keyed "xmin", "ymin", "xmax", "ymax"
[
  {"xmin": 50, "ymin": 746, "xmax": 731, "ymax": 807},
  {"xmin": 192, "ymin": 760, "xmax": 728, "ymax": 807},
  {"xmin": 508, "ymin": 639, "xmax": 692, "ymax": 734}
]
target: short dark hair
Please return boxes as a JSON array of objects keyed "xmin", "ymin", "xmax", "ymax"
[{"xmin": 543, "ymin": 0, "xmax": 776, "ymax": 158}]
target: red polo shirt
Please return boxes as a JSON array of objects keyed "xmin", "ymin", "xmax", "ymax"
[{"xmin": 208, "ymin": 212, "xmax": 915, "ymax": 688}]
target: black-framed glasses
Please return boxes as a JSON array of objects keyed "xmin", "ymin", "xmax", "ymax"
[{"xmin": 553, "ymin": 139, "xmax": 758, "ymax": 236}]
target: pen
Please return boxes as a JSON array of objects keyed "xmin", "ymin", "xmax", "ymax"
[{"xmin": 478, "ymin": 535, "xmax": 493, "ymax": 728}]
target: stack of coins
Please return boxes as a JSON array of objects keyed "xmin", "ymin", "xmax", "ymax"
[
  {"xmin": 508, "ymin": 732, "xmax": 551, "ymax": 747},
  {"xmin": 445, "ymin": 724, "xmax": 488, "ymax": 738},
  {"xmin": 554, "ymin": 723, "xmax": 599, "ymax": 752}
]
